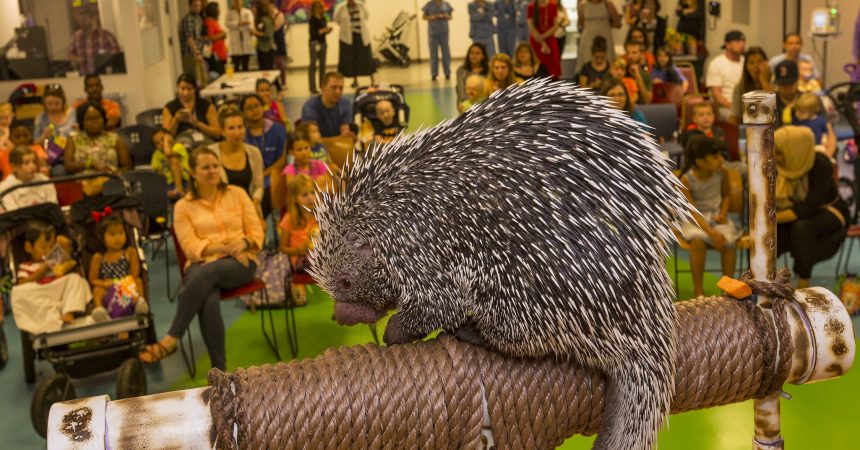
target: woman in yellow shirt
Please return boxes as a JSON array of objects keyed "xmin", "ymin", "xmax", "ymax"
[{"xmin": 139, "ymin": 147, "xmax": 263, "ymax": 370}]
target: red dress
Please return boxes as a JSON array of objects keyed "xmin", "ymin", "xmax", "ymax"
[{"xmin": 528, "ymin": 2, "xmax": 561, "ymax": 79}]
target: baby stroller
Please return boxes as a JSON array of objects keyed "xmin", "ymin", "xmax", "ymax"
[
  {"xmin": 373, "ymin": 11, "xmax": 416, "ymax": 68},
  {"xmin": 353, "ymin": 85, "xmax": 410, "ymax": 150},
  {"xmin": 0, "ymin": 173, "xmax": 154, "ymax": 438}
]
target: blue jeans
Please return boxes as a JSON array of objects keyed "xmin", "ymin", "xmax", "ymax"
[
  {"xmin": 428, "ymin": 33, "xmax": 451, "ymax": 77},
  {"xmin": 168, "ymin": 257, "xmax": 256, "ymax": 370}
]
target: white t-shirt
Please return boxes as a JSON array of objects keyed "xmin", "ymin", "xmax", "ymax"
[
  {"xmin": 0, "ymin": 173, "xmax": 58, "ymax": 212},
  {"xmin": 706, "ymin": 53, "xmax": 745, "ymax": 120}
]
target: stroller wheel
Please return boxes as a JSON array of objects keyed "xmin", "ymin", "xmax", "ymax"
[
  {"xmin": 31, "ymin": 373, "xmax": 76, "ymax": 438},
  {"xmin": 0, "ymin": 326, "xmax": 7, "ymax": 369},
  {"xmin": 21, "ymin": 330, "xmax": 35, "ymax": 383},
  {"xmin": 116, "ymin": 358, "xmax": 147, "ymax": 399}
]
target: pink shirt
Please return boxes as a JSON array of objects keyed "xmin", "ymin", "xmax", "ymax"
[{"xmin": 282, "ymin": 160, "xmax": 328, "ymax": 178}]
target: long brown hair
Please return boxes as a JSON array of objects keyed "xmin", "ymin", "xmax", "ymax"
[
  {"xmin": 188, "ymin": 146, "xmax": 227, "ymax": 198},
  {"xmin": 489, "ymin": 53, "xmax": 518, "ymax": 90},
  {"xmin": 286, "ymin": 174, "xmax": 314, "ymax": 229}
]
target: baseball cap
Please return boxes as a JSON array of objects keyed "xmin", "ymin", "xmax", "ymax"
[
  {"xmin": 774, "ymin": 60, "xmax": 799, "ymax": 85},
  {"xmin": 721, "ymin": 30, "xmax": 745, "ymax": 48}
]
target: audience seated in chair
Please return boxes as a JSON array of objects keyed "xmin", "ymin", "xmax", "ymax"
[
  {"xmin": 678, "ymin": 136, "xmax": 740, "ymax": 298},
  {"xmin": 774, "ymin": 126, "xmax": 848, "ymax": 289}
]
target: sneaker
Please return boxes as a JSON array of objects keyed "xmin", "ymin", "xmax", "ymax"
[
  {"xmin": 432, "ymin": 76, "xmax": 437, "ymax": 81},
  {"xmin": 91, "ymin": 307, "xmax": 109, "ymax": 323},
  {"xmin": 351, "ymin": 80, "xmax": 358, "ymax": 88},
  {"xmin": 445, "ymin": 74, "xmax": 451, "ymax": 80}
]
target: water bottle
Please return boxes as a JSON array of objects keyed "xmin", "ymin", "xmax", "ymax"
[{"xmin": 225, "ymin": 58, "xmax": 235, "ymax": 79}]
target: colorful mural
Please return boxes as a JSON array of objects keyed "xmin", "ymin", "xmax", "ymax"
[{"xmin": 280, "ymin": 0, "xmax": 343, "ymax": 23}]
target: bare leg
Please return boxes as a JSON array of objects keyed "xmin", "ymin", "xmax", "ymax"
[
  {"xmin": 92, "ymin": 286, "xmax": 105, "ymax": 307},
  {"xmin": 721, "ymin": 248, "xmax": 737, "ymax": 279},
  {"xmin": 689, "ymin": 239, "xmax": 707, "ymax": 297}
]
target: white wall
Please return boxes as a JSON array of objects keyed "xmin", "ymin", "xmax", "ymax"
[
  {"xmin": 800, "ymin": 1, "xmax": 860, "ymax": 86},
  {"xmin": 0, "ymin": 1, "xmax": 21, "ymax": 49}
]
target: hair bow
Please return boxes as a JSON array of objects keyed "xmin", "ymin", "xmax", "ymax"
[{"xmin": 91, "ymin": 206, "xmax": 113, "ymax": 223}]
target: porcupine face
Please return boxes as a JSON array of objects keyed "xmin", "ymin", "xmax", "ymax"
[{"xmin": 309, "ymin": 226, "xmax": 397, "ymax": 325}]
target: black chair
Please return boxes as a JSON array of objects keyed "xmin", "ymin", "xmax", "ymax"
[
  {"xmin": 637, "ymin": 103, "xmax": 678, "ymax": 141},
  {"xmin": 117, "ymin": 125, "xmax": 157, "ymax": 168},
  {"xmin": 638, "ymin": 103, "xmax": 683, "ymax": 168},
  {"xmin": 135, "ymin": 108, "xmax": 164, "ymax": 128},
  {"xmin": 123, "ymin": 169, "xmax": 173, "ymax": 300}
]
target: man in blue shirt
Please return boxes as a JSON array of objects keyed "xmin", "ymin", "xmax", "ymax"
[
  {"xmin": 301, "ymin": 72, "xmax": 353, "ymax": 138},
  {"xmin": 469, "ymin": 0, "xmax": 496, "ymax": 59},
  {"xmin": 422, "ymin": 0, "xmax": 454, "ymax": 81}
]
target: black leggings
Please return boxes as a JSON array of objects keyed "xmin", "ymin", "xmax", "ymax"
[
  {"xmin": 777, "ymin": 210, "xmax": 846, "ymax": 279},
  {"xmin": 168, "ymin": 257, "xmax": 256, "ymax": 370},
  {"xmin": 233, "ymin": 54, "xmax": 251, "ymax": 71},
  {"xmin": 257, "ymin": 49, "xmax": 276, "ymax": 70}
]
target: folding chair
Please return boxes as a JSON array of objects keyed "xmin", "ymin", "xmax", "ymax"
[
  {"xmin": 170, "ymin": 228, "xmax": 280, "ymax": 378},
  {"xmin": 676, "ymin": 62, "xmax": 699, "ymax": 95},
  {"xmin": 123, "ymin": 170, "xmax": 173, "ymax": 300},
  {"xmin": 673, "ymin": 168, "xmax": 751, "ymax": 299},
  {"xmin": 135, "ymin": 108, "xmax": 164, "ymax": 128},
  {"xmin": 117, "ymin": 125, "xmax": 157, "ymax": 168}
]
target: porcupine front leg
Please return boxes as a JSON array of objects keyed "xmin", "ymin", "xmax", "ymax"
[{"xmin": 383, "ymin": 270, "xmax": 470, "ymax": 346}]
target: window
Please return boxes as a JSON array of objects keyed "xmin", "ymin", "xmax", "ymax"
[{"xmin": 1, "ymin": 0, "xmax": 127, "ymax": 80}]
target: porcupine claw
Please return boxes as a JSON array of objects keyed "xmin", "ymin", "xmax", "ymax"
[{"xmin": 382, "ymin": 312, "xmax": 425, "ymax": 345}]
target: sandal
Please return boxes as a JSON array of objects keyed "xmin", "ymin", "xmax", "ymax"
[{"xmin": 139, "ymin": 341, "xmax": 177, "ymax": 364}]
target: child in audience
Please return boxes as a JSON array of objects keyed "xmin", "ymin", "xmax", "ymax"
[
  {"xmin": 680, "ymin": 102, "xmax": 726, "ymax": 153},
  {"xmin": 88, "ymin": 213, "xmax": 148, "ymax": 318},
  {"xmin": 371, "ymin": 100, "xmax": 404, "ymax": 143},
  {"xmin": 0, "ymin": 103, "xmax": 14, "ymax": 150},
  {"xmin": 296, "ymin": 121, "xmax": 329, "ymax": 163},
  {"xmin": 679, "ymin": 135, "xmax": 739, "ymax": 298},
  {"xmin": 11, "ymin": 220, "xmax": 103, "ymax": 334},
  {"xmin": 651, "ymin": 46, "xmax": 689, "ymax": 93},
  {"xmin": 282, "ymin": 134, "xmax": 329, "ymax": 187},
  {"xmin": 797, "ymin": 60, "xmax": 822, "ymax": 93},
  {"xmin": 609, "ymin": 57, "xmax": 639, "ymax": 104},
  {"xmin": 0, "ymin": 146, "xmax": 57, "ymax": 212},
  {"xmin": 792, "ymin": 92, "xmax": 836, "ymax": 157},
  {"xmin": 279, "ymin": 174, "xmax": 317, "ymax": 306},
  {"xmin": 577, "ymin": 36, "xmax": 609, "ymax": 90},
  {"xmin": 458, "ymin": 74, "xmax": 486, "ymax": 113},
  {"xmin": 150, "ymin": 128, "xmax": 190, "ymax": 199},
  {"xmin": 256, "ymin": 78, "xmax": 289, "ymax": 129},
  {"xmin": 1, "ymin": 122, "xmax": 49, "ymax": 179}
]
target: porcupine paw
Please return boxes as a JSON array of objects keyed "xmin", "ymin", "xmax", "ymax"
[
  {"xmin": 382, "ymin": 312, "xmax": 424, "ymax": 345},
  {"xmin": 450, "ymin": 321, "xmax": 488, "ymax": 348}
]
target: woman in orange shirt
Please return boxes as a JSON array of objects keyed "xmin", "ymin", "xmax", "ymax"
[{"xmin": 139, "ymin": 147, "xmax": 263, "ymax": 370}]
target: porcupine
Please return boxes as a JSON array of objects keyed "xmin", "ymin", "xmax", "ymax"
[{"xmin": 309, "ymin": 78, "xmax": 690, "ymax": 449}]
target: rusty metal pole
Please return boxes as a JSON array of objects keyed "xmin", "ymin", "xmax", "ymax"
[{"xmin": 743, "ymin": 91, "xmax": 783, "ymax": 449}]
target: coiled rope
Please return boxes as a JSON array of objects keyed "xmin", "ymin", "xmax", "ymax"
[{"xmin": 208, "ymin": 295, "xmax": 795, "ymax": 449}]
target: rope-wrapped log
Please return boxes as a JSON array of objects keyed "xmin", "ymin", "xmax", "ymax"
[
  {"xmin": 46, "ymin": 290, "xmax": 854, "ymax": 450},
  {"xmin": 207, "ymin": 296, "xmax": 795, "ymax": 449}
]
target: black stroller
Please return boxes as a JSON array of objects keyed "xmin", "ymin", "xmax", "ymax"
[
  {"xmin": 373, "ymin": 11, "xmax": 416, "ymax": 67},
  {"xmin": 353, "ymin": 85, "xmax": 410, "ymax": 151},
  {"xmin": 0, "ymin": 173, "xmax": 154, "ymax": 438}
]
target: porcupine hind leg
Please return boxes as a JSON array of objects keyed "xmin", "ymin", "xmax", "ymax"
[{"xmin": 592, "ymin": 359, "xmax": 672, "ymax": 450}]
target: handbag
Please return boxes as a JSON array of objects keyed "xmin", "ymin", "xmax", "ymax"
[{"xmin": 242, "ymin": 249, "xmax": 289, "ymax": 307}]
